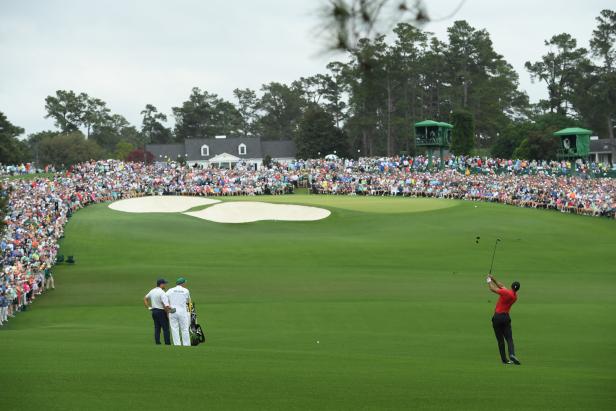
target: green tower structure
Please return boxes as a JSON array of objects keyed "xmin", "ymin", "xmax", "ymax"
[
  {"xmin": 554, "ymin": 127, "xmax": 592, "ymax": 159},
  {"xmin": 553, "ymin": 127, "xmax": 592, "ymax": 174},
  {"xmin": 414, "ymin": 120, "xmax": 453, "ymax": 169}
]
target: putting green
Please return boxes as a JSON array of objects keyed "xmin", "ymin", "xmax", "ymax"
[
  {"xmin": 1, "ymin": 196, "xmax": 615, "ymax": 411},
  {"xmin": 184, "ymin": 195, "xmax": 457, "ymax": 214},
  {"xmin": 228, "ymin": 195, "xmax": 458, "ymax": 213}
]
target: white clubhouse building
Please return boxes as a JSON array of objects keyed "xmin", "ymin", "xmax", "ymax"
[{"xmin": 147, "ymin": 135, "xmax": 297, "ymax": 169}]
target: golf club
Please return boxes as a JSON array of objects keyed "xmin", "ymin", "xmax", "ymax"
[{"xmin": 489, "ymin": 238, "xmax": 501, "ymax": 274}]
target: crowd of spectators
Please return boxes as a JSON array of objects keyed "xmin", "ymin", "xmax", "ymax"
[
  {"xmin": 0, "ymin": 164, "xmax": 56, "ymax": 177},
  {"xmin": 0, "ymin": 155, "xmax": 614, "ymax": 324},
  {"xmin": 436, "ymin": 156, "xmax": 615, "ymax": 177},
  {"xmin": 0, "ymin": 161, "xmax": 141, "ymax": 325},
  {"xmin": 299, "ymin": 156, "xmax": 616, "ymax": 217},
  {"xmin": 0, "ymin": 160, "xmax": 299, "ymax": 324},
  {"xmin": 0, "ymin": 163, "xmax": 32, "ymax": 176},
  {"xmin": 146, "ymin": 162, "xmax": 297, "ymax": 196},
  {"xmin": 284, "ymin": 155, "xmax": 615, "ymax": 177}
]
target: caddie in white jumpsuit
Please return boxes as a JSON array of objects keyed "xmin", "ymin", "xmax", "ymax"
[{"xmin": 166, "ymin": 277, "xmax": 191, "ymax": 346}]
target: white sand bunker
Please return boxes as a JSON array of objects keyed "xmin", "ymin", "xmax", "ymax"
[
  {"xmin": 109, "ymin": 196, "xmax": 220, "ymax": 213},
  {"xmin": 184, "ymin": 201, "xmax": 331, "ymax": 223}
]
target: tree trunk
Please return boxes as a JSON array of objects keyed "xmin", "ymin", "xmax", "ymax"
[
  {"xmin": 62, "ymin": 111, "xmax": 69, "ymax": 134},
  {"xmin": 386, "ymin": 76, "xmax": 392, "ymax": 156},
  {"xmin": 334, "ymin": 95, "xmax": 341, "ymax": 129},
  {"xmin": 419, "ymin": 79, "xmax": 425, "ymax": 119},
  {"xmin": 608, "ymin": 115, "xmax": 615, "ymax": 164},
  {"xmin": 406, "ymin": 84, "xmax": 412, "ymax": 153},
  {"xmin": 436, "ymin": 81, "xmax": 441, "ymax": 118},
  {"xmin": 362, "ymin": 129, "xmax": 368, "ymax": 156}
]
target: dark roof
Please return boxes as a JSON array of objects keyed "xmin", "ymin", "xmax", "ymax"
[
  {"xmin": 147, "ymin": 137, "xmax": 297, "ymax": 161},
  {"xmin": 148, "ymin": 144, "xmax": 185, "ymax": 160},
  {"xmin": 184, "ymin": 137, "xmax": 262, "ymax": 160},
  {"xmin": 590, "ymin": 139, "xmax": 614, "ymax": 153},
  {"xmin": 262, "ymin": 140, "xmax": 297, "ymax": 158}
]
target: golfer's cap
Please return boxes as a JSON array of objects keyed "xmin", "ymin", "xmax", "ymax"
[
  {"xmin": 176, "ymin": 277, "xmax": 187, "ymax": 285},
  {"xmin": 157, "ymin": 278, "xmax": 168, "ymax": 286}
]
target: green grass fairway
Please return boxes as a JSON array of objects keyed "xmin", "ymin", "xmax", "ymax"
[{"xmin": 1, "ymin": 196, "xmax": 615, "ymax": 410}]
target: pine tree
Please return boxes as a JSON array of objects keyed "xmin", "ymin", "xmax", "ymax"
[{"xmin": 450, "ymin": 110, "xmax": 475, "ymax": 155}]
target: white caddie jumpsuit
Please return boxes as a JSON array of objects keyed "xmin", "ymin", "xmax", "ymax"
[{"xmin": 166, "ymin": 285, "xmax": 191, "ymax": 346}]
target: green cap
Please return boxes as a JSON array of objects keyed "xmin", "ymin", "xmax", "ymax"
[{"xmin": 176, "ymin": 277, "xmax": 187, "ymax": 285}]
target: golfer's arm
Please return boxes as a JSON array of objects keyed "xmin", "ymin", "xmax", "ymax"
[
  {"xmin": 143, "ymin": 296, "xmax": 150, "ymax": 308},
  {"xmin": 160, "ymin": 294, "xmax": 171, "ymax": 312},
  {"xmin": 488, "ymin": 282, "xmax": 501, "ymax": 294},
  {"xmin": 490, "ymin": 276, "xmax": 504, "ymax": 288}
]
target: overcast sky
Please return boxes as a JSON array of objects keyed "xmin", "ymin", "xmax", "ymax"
[{"xmin": 0, "ymin": 0, "xmax": 613, "ymax": 136}]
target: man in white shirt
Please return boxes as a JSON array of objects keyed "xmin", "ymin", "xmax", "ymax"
[
  {"xmin": 143, "ymin": 278, "xmax": 171, "ymax": 345},
  {"xmin": 166, "ymin": 277, "xmax": 191, "ymax": 346}
]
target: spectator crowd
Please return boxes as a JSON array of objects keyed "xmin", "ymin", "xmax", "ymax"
[
  {"xmin": 1, "ymin": 155, "xmax": 615, "ymax": 325},
  {"xmin": 0, "ymin": 163, "xmax": 56, "ymax": 177},
  {"xmin": 302, "ymin": 156, "xmax": 616, "ymax": 217}
]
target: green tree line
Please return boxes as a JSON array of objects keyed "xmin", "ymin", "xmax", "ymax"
[{"xmin": 1, "ymin": 10, "xmax": 614, "ymax": 167}]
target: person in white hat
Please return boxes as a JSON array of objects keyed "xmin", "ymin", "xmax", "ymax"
[{"xmin": 166, "ymin": 277, "xmax": 191, "ymax": 346}]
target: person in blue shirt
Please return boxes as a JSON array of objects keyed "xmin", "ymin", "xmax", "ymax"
[{"xmin": 0, "ymin": 292, "xmax": 8, "ymax": 325}]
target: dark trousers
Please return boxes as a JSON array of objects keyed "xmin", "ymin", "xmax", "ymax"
[
  {"xmin": 492, "ymin": 313, "xmax": 515, "ymax": 362},
  {"xmin": 152, "ymin": 309, "xmax": 171, "ymax": 345}
]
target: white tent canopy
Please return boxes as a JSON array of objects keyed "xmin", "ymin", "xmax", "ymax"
[{"xmin": 209, "ymin": 152, "xmax": 241, "ymax": 168}]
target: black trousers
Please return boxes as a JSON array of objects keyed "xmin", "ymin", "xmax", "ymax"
[
  {"xmin": 152, "ymin": 308, "xmax": 171, "ymax": 345},
  {"xmin": 492, "ymin": 313, "xmax": 515, "ymax": 362}
]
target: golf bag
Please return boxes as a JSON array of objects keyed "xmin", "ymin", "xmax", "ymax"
[{"xmin": 188, "ymin": 302, "xmax": 206, "ymax": 346}]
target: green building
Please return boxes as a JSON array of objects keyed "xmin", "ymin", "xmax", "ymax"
[
  {"xmin": 553, "ymin": 127, "xmax": 593, "ymax": 175},
  {"xmin": 553, "ymin": 127, "xmax": 592, "ymax": 159},
  {"xmin": 414, "ymin": 120, "xmax": 453, "ymax": 169}
]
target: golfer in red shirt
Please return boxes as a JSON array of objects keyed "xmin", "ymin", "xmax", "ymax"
[{"xmin": 487, "ymin": 274, "xmax": 521, "ymax": 365}]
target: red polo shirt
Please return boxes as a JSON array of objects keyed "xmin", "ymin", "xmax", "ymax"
[{"xmin": 495, "ymin": 288, "xmax": 517, "ymax": 314}]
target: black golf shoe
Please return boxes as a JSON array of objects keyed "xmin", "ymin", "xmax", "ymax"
[
  {"xmin": 502, "ymin": 360, "xmax": 514, "ymax": 365},
  {"xmin": 510, "ymin": 355, "xmax": 521, "ymax": 365}
]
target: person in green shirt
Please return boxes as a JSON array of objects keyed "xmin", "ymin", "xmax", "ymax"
[{"xmin": 44, "ymin": 266, "xmax": 55, "ymax": 290}]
